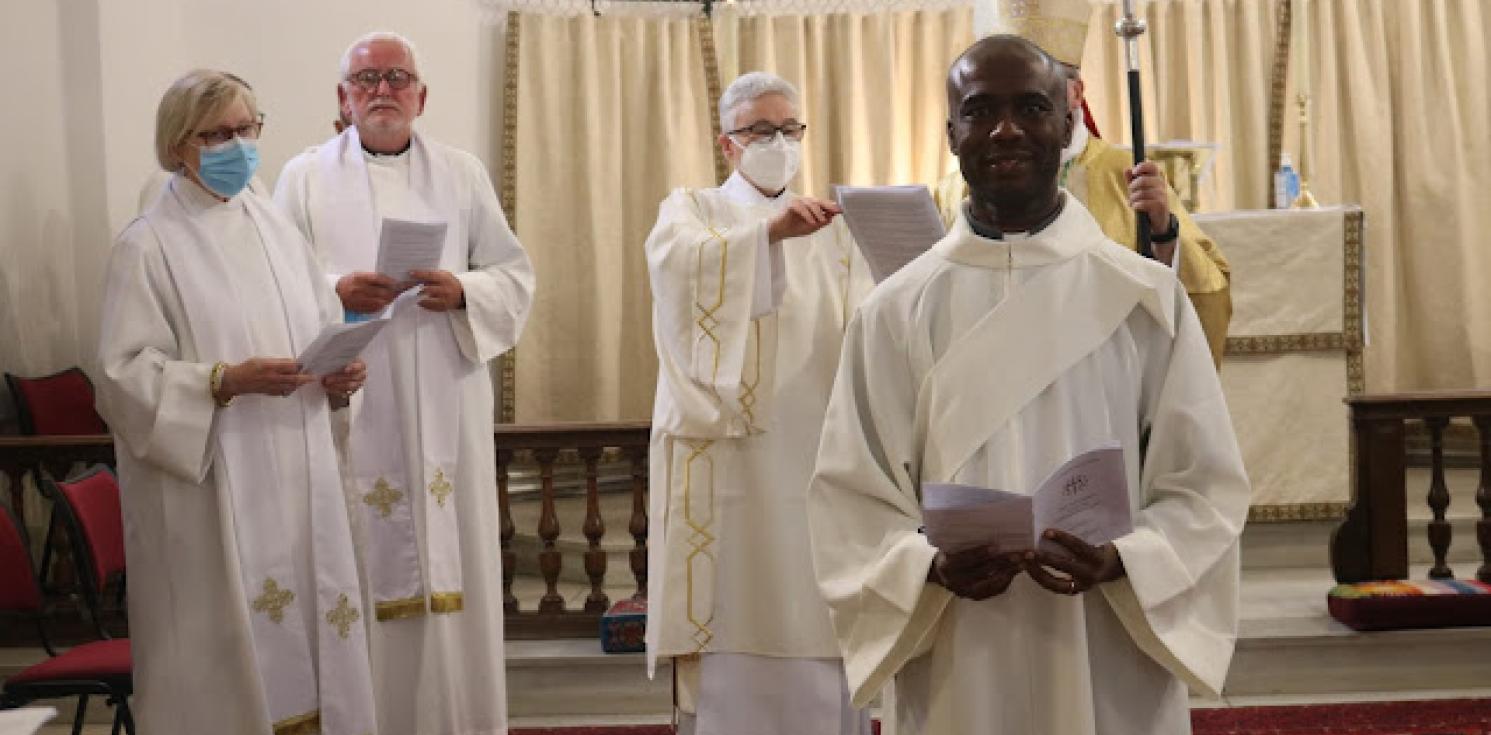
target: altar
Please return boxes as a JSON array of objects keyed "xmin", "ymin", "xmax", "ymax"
[{"xmin": 1194, "ymin": 206, "xmax": 1366, "ymax": 521}]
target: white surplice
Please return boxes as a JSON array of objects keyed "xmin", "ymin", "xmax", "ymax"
[
  {"xmin": 97, "ymin": 175, "xmax": 377, "ymax": 735},
  {"xmin": 644, "ymin": 172, "xmax": 876, "ymax": 735},
  {"xmin": 276, "ymin": 130, "xmax": 535, "ymax": 735},
  {"xmin": 809, "ymin": 195, "xmax": 1251, "ymax": 735}
]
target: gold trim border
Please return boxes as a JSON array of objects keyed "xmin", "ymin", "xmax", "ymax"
[
  {"xmin": 1266, "ymin": 0, "xmax": 1293, "ymax": 204},
  {"xmin": 696, "ymin": 13, "xmax": 729, "ymax": 186},
  {"xmin": 1248, "ymin": 502, "xmax": 1347, "ymax": 523},
  {"xmin": 273, "ymin": 711, "xmax": 321, "ymax": 735},
  {"xmin": 499, "ymin": 10, "xmax": 522, "ymax": 424},
  {"xmin": 375, "ymin": 596, "xmax": 427, "ymax": 622},
  {"xmin": 431, "ymin": 592, "xmax": 465, "ymax": 614},
  {"xmin": 1343, "ymin": 208, "xmax": 1366, "ymax": 395},
  {"xmin": 1226, "ymin": 332, "xmax": 1345, "ymax": 355}
]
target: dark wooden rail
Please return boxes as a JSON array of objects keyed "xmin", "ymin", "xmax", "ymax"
[
  {"xmin": 1331, "ymin": 391, "xmax": 1491, "ymax": 584},
  {"xmin": 1, "ymin": 425, "xmax": 652, "ymax": 641},
  {"xmin": 496, "ymin": 422, "xmax": 651, "ymax": 638},
  {"xmin": 0, "ymin": 435, "xmax": 116, "ymax": 530}
]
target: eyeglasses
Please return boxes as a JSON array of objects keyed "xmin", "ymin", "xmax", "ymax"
[
  {"xmin": 726, "ymin": 121, "xmax": 807, "ymax": 142},
  {"xmin": 194, "ymin": 113, "xmax": 265, "ymax": 146},
  {"xmin": 345, "ymin": 68, "xmax": 419, "ymax": 92}
]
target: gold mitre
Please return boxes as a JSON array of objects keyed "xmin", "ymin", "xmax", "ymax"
[{"xmin": 973, "ymin": 0, "xmax": 1093, "ymax": 68}]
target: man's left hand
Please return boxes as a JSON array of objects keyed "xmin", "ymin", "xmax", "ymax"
[
  {"xmin": 1023, "ymin": 529, "xmax": 1125, "ymax": 596},
  {"xmin": 321, "ymin": 359, "xmax": 366, "ymax": 408},
  {"xmin": 1124, "ymin": 161, "xmax": 1172, "ymax": 234},
  {"xmin": 410, "ymin": 269, "xmax": 465, "ymax": 312}
]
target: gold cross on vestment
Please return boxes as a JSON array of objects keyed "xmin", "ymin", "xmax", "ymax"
[
  {"xmin": 325, "ymin": 593, "xmax": 361, "ymax": 640},
  {"xmin": 429, "ymin": 468, "xmax": 454, "ymax": 508},
  {"xmin": 363, "ymin": 477, "xmax": 404, "ymax": 519},
  {"xmin": 251, "ymin": 578, "xmax": 295, "ymax": 624}
]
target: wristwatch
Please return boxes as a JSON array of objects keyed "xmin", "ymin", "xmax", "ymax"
[{"xmin": 1151, "ymin": 213, "xmax": 1181, "ymax": 244}]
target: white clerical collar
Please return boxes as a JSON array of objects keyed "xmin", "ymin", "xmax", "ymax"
[
  {"xmin": 169, "ymin": 171, "xmax": 243, "ymax": 212},
  {"xmin": 722, "ymin": 170, "xmax": 791, "ymax": 210},
  {"xmin": 935, "ymin": 190, "xmax": 1104, "ymax": 270}
]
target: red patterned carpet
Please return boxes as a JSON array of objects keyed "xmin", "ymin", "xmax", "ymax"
[{"xmin": 509, "ymin": 698, "xmax": 1491, "ymax": 735}]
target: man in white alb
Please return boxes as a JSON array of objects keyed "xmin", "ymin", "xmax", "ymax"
[
  {"xmin": 644, "ymin": 71, "xmax": 876, "ymax": 735},
  {"xmin": 808, "ymin": 36, "xmax": 1250, "ymax": 735},
  {"xmin": 275, "ymin": 31, "xmax": 535, "ymax": 735}
]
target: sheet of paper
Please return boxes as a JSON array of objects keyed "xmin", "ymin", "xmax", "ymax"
[
  {"xmin": 0, "ymin": 707, "xmax": 57, "ymax": 735},
  {"xmin": 376, "ymin": 218, "xmax": 447, "ymax": 283},
  {"xmin": 921, "ymin": 482, "xmax": 1033, "ymax": 552},
  {"xmin": 1031, "ymin": 442, "xmax": 1132, "ymax": 553},
  {"xmin": 833, "ymin": 185, "xmax": 946, "ymax": 283},
  {"xmin": 296, "ymin": 319, "xmax": 390, "ymax": 376}
]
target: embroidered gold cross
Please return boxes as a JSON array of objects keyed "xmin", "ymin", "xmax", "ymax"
[
  {"xmin": 363, "ymin": 477, "xmax": 403, "ymax": 519},
  {"xmin": 251, "ymin": 578, "xmax": 294, "ymax": 624},
  {"xmin": 428, "ymin": 468, "xmax": 454, "ymax": 508},
  {"xmin": 325, "ymin": 593, "xmax": 361, "ymax": 640}
]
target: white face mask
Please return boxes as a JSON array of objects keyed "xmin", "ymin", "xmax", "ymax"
[{"xmin": 734, "ymin": 133, "xmax": 801, "ymax": 193}]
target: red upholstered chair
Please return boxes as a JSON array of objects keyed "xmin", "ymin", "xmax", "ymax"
[
  {"xmin": 0, "ymin": 502, "xmax": 133, "ymax": 735},
  {"xmin": 4, "ymin": 368, "xmax": 108, "ymax": 436},
  {"xmin": 45, "ymin": 469, "xmax": 128, "ymax": 635}
]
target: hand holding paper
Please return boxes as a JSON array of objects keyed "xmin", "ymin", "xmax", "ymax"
[
  {"xmin": 376, "ymin": 217, "xmax": 447, "ymax": 284},
  {"xmin": 296, "ymin": 319, "xmax": 390, "ymax": 376},
  {"xmin": 834, "ymin": 185, "xmax": 946, "ymax": 282},
  {"xmin": 920, "ymin": 443, "xmax": 1131, "ymax": 556}
]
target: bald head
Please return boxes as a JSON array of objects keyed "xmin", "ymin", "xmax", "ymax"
[
  {"xmin": 945, "ymin": 34, "xmax": 1074, "ymax": 231},
  {"xmin": 947, "ymin": 35, "xmax": 1067, "ymax": 115}
]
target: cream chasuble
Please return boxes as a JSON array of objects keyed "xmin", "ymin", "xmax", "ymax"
[
  {"xmin": 98, "ymin": 176, "xmax": 377, "ymax": 735},
  {"xmin": 809, "ymin": 195, "xmax": 1250, "ymax": 735},
  {"xmin": 276, "ymin": 129, "xmax": 534, "ymax": 735},
  {"xmin": 644, "ymin": 172, "xmax": 875, "ymax": 730}
]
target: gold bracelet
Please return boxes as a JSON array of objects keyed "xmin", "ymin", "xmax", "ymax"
[{"xmin": 210, "ymin": 362, "xmax": 234, "ymax": 408}]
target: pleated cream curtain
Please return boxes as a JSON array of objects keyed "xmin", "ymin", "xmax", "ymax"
[
  {"xmin": 506, "ymin": 4, "xmax": 972, "ymax": 422},
  {"xmin": 1082, "ymin": 0, "xmax": 1491, "ymax": 391},
  {"xmin": 508, "ymin": 11, "xmax": 717, "ymax": 422}
]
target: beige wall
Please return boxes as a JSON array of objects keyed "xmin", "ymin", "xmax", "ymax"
[{"xmin": 0, "ymin": 0, "xmax": 502, "ymax": 391}]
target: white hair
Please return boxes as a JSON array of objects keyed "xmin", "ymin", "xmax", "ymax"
[
  {"xmin": 718, "ymin": 71, "xmax": 800, "ymax": 132},
  {"xmin": 339, "ymin": 31, "xmax": 421, "ymax": 79}
]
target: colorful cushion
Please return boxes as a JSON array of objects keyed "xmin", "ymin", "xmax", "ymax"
[
  {"xmin": 600, "ymin": 597, "xmax": 647, "ymax": 654},
  {"xmin": 1328, "ymin": 579, "xmax": 1491, "ymax": 631}
]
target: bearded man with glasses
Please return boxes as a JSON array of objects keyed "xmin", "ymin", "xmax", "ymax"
[
  {"xmin": 275, "ymin": 31, "xmax": 535, "ymax": 735},
  {"xmin": 642, "ymin": 70, "xmax": 877, "ymax": 735}
]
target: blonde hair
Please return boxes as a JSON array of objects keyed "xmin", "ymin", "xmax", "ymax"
[{"xmin": 153, "ymin": 69, "xmax": 259, "ymax": 172}]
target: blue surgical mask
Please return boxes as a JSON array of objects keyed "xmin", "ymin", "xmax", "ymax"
[{"xmin": 194, "ymin": 138, "xmax": 259, "ymax": 198}]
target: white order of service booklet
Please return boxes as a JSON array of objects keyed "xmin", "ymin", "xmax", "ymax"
[{"xmin": 920, "ymin": 442, "xmax": 1133, "ymax": 554}]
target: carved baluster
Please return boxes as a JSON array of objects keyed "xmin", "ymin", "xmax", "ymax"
[
  {"xmin": 535, "ymin": 447, "xmax": 565, "ymax": 613},
  {"xmin": 625, "ymin": 444, "xmax": 649, "ymax": 600},
  {"xmin": 580, "ymin": 445, "xmax": 609, "ymax": 613},
  {"xmin": 496, "ymin": 446, "xmax": 517, "ymax": 614},
  {"xmin": 1474, "ymin": 415, "xmax": 1491, "ymax": 583},
  {"xmin": 1426, "ymin": 417, "xmax": 1454, "ymax": 579}
]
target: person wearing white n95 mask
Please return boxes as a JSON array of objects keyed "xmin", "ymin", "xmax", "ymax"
[
  {"xmin": 731, "ymin": 130, "xmax": 802, "ymax": 194},
  {"xmin": 642, "ymin": 70, "xmax": 877, "ymax": 735}
]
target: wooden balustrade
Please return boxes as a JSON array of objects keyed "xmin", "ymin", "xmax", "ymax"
[
  {"xmin": 1, "ymin": 425, "xmax": 652, "ymax": 641},
  {"xmin": 1331, "ymin": 391, "xmax": 1491, "ymax": 584},
  {"xmin": 495, "ymin": 422, "xmax": 652, "ymax": 638}
]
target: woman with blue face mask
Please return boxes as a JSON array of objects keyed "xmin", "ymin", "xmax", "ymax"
[{"xmin": 94, "ymin": 69, "xmax": 381, "ymax": 735}]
